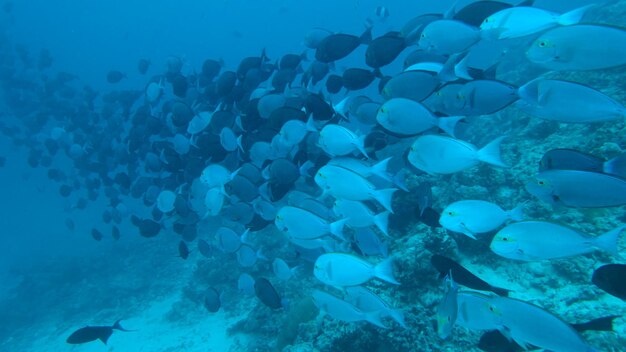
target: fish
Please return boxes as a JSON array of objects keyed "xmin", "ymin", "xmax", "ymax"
[
  {"xmin": 419, "ymin": 19, "xmax": 481, "ymax": 55},
  {"xmin": 480, "ymin": 5, "xmax": 591, "ymax": 39},
  {"xmin": 156, "ymin": 190, "xmax": 176, "ymax": 213},
  {"xmin": 455, "ymin": 291, "xmax": 501, "ymax": 331},
  {"xmin": 111, "ymin": 226, "xmax": 120, "ymax": 240},
  {"xmin": 478, "ymin": 315, "xmax": 619, "ymax": 352},
  {"xmin": 236, "ymin": 244, "xmax": 265, "ymax": 267},
  {"xmin": 238, "ymin": 273, "xmax": 256, "ymax": 296},
  {"xmin": 332, "ymin": 199, "xmax": 389, "ymax": 236},
  {"xmin": 344, "ymin": 286, "xmax": 406, "ymax": 328},
  {"xmin": 486, "ymin": 296, "xmax": 596, "ymax": 352},
  {"xmin": 272, "ymin": 258, "xmax": 299, "ymax": 281},
  {"xmin": 376, "ymin": 98, "xmax": 462, "ymax": 137},
  {"xmin": 254, "ymin": 277, "xmax": 285, "ymax": 309},
  {"xmin": 204, "ymin": 287, "xmax": 221, "ymax": 313},
  {"xmin": 91, "ymin": 228, "xmax": 103, "ymax": 241},
  {"xmin": 491, "ymin": 221, "xmax": 623, "ymax": 261},
  {"xmin": 454, "ymin": 79, "xmax": 519, "ymax": 115},
  {"xmin": 318, "ymin": 124, "xmax": 369, "ymax": 158},
  {"xmin": 353, "ymin": 227, "xmax": 388, "ymax": 257},
  {"xmin": 381, "ymin": 70, "xmax": 440, "ymax": 102},
  {"xmin": 137, "ymin": 59, "xmax": 151, "ymax": 75},
  {"xmin": 313, "ymin": 253, "xmax": 399, "ymax": 287},
  {"xmin": 312, "ymin": 289, "xmax": 386, "ymax": 328},
  {"xmin": 527, "ymin": 24, "xmax": 626, "ymax": 71},
  {"xmin": 408, "ymin": 135, "xmax": 507, "ymax": 174},
  {"xmin": 431, "ymin": 255, "xmax": 510, "ymax": 296},
  {"xmin": 592, "ymin": 264, "xmax": 626, "ymax": 300},
  {"xmin": 178, "ymin": 241, "xmax": 190, "ymax": 260},
  {"xmin": 315, "ymin": 164, "xmax": 397, "ymax": 213},
  {"xmin": 66, "ymin": 320, "xmax": 130, "ymax": 345},
  {"xmin": 197, "ymin": 239, "xmax": 213, "ymax": 258},
  {"xmin": 526, "ymin": 169, "xmax": 626, "ymax": 207},
  {"xmin": 275, "ymin": 205, "xmax": 346, "ymax": 241},
  {"xmin": 435, "ymin": 274, "xmax": 459, "ymax": 339},
  {"xmin": 365, "ymin": 32, "xmax": 406, "ymax": 69},
  {"xmin": 451, "ymin": 0, "xmax": 512, "ymax": 27},
  {"xmin": 516, "ymin": 78, "xmax": 626, "ymax": 123},
  {"xmin": 216, "ymin": 227, "xmax": 248, "ymax": 254},
  {"xmin": 106, "ymin": 70, "xmax": 126, "ymax": 83},
  {"xmin": 315, "ymin": 28, "xmax": 372, "ymax": 63},
  {"xmin": 439, "ymin": 200, "xmax": 524, "ymax": 239},
  {"xmin": 341, "ymin": 68, "xmax": 380, "ymax": 91}
]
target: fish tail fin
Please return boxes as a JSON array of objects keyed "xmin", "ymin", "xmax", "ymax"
[
  {"xmin": 354, "ymin": 134, "xmax": 370, "ymax": 159},
  {"xmin": 507, "ymin": 204, "xmax": 525, "ymax": 222},
  {"xmin": 594, "ymin": 226, "xmax": 624, "ymax": 257},
  {"xmin": 370, "ymin": 157, "xmax": 392, "ymax": 181},
  {"xmin": 305, "ymin": 116, "xmax": 318, "ymax": 132},
  {"xmin": 365, "ymin": 310, "xmax": 387, "ymax": 328},
  {"xmin": 373, "ymin": 211, "xmax": 390, "ymax": 237},
  {"xmin": 437, "ymin": 116, "xmax": 463, "ymax": 138},
  {"xmin": 558, "ymin": 4, "xmax": 594, "ymax": 26},
  {"xmin": 477, "ymin": 136, "xmax": 508, "ymax": 168},
  {"xmin": 373, "ymin": 257, "xmax": 400, "ymax": 285},
  {"xmin": 112, "ymin": 319, "xmax": 133, "ymax": 332},
  {"xmin": 389, "ymin": 309, "xmax": 408, "ymax": 329},
  {"xmin": 241, "ymin": 229, "xmax": 252, "ymax": 245},
  {"xmin": 360, "ymin": 26, "xmax": 373, "ymax": 45},
  {"xmin": 603, "ymin": 152, "xmax": 626, "ymax": 179},
  {"xmin": 236, "ymin": 135, "xmax": 244, "ymax": 153},
  {"xmin": 329, "ymin": 218, "xmax": 348, "ymax": 241},
  {"xmin": 373, "ymin": 188, "xmax": 397, "ymax": 213},
  {"xmin": 454, "ymin": 55, "xmax": 473, "ymax": 81}
]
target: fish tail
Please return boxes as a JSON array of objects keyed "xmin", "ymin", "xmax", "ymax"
[
  {"xmin": 370, "ymin": 157, "xmax": 392, "ymax": 182},
  {"xmin": 507, "ymin": 204, "xmax": 525, "ymax": 222},
  {"xmin": 558, "ymin": 4, "xmax": 594, "ymax": 26},
  {"xmin": 477, "ymin": 136, "xmax": 508, "ymax": 168},
  {"xmin": 437, "ymin": 116, "xmax": 463, "ymax": 138},
  {"xmin": 364, "ymin": 310, "xmax": 387, "ymax": 329},
  {"xmin": 388, "ymin": 309, "xmax": 408, "ymax": 329},
  {"xmin": 305, "ymin": 116, "xmax": 318, "ymax": 132},
  {"xmin": 354, "ymin": 134, "xmax": 370, "ymax": 159},
  {"xmin": 603, "ymin": 152, "xmax": 626, "ymax": 179},
  {"xmin": 373, "ymin": 211, "xmax": 390, "ymax": 237},
  {"xmin": 373, "ymin": 257, "xmax": 400, "ymax": 285},
  {"xmin": 329, "ymin": 218, "xmax": 348, "ymax": 241},
  {"xmin": 112, "ymin": 319, "xmax": 133, "ymax": 332},
  {"xmin": 373, "ymin": 188, "xmax": 397, "ymax": 213},
  {"xmin": 594, "ymin": 226, "xmax": 625, "ymax": 257}
]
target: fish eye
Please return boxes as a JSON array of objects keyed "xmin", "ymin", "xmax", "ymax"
[
  {"xmin": 539, "ymin": 41, "xmax": 546, "ymax": 47},
  {"xmin": 538, "ymin": 181, "xmax": 545, "ymax": 185},
  {"xmin": 421, "ymin": 33, "xmax": 426, "ymax": 38},
  {"xmin": 502, "ymin": 237, "xmax": 508, "ymax": 241},
  {"xmin": 484, "ymin": 18, "xmax": 490, "ymax": 23},
  {"xmin": 448, "ymin": 211, "xmax": 453, "ymax": 216}
]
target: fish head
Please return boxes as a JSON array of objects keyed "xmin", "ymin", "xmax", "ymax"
[
  {"xmin": 490, "ymin": 231, "xmax": 519, "ymax": 257},
  {"xmin": 439, "ymin": 207, "xmax": 462, "ymax": 230},
  {"xmin": 314, "ymin": 168, "xmax": 330, "ymax": 189},
  {"xmin": 525, "ymin": 177, "xmax": 557, "ymax": 205},
  {"xmin": 526, "ymin": 37, "xmax": 558, "ymax": 65},
  {"xmin": 436, "ymin": 313, "xmax": 453, "ymax": 339}
]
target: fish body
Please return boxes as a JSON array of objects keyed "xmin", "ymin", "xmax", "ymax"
[
  {"xmin": 313, "ymin": 253, "xmax": 399, "ymax": 287},
  {"xmin": 439, "ymin": 200, "xmax": 523, "ymax": 239},
  {"xmin": 436, "ymin": 275, "xmax": 459, "ymax": 339},
  {"xmin": 491, "ymin": 221, "xmax": 623, "ymax": 261},
  {"xmin": 431, "ymin": 255, "xmax": 510, "ymax": 296},
  {"xmin": 315, "ymin": 164, "xmax": 397, "ymax": 213},
  {"xmin": 592, "ymin": 264, "xmax": 626, "ymax": 300},
  {"xmin": 318, "ymin": 124, "xmax": 368, "ymax": 158},
  {"xmin": 480, "ymin": 6, "xmax": 590, "ymax": 39},
  {"xmin": 332, "ymin": 199, "xmax": 389, "ymax": 235},
  {"xmin": 66, "ymin": 320, "xmax": 128, "ymax": 345},
  {"xmin": 527, "ymin": 24, "xmax": 626, "ymax": 70},
  {"xmin": 408, "ymin": 135, "xmax": 507, "ymax": 174},
  {"xmin": 487, "ymin": 296, "xmax": 595, "ymax": 352},
  {"xmin": 376, "ymin": 98, "xmax": 461, "ymax": 137},
  {"xmin": 526, "ymin": 169, "xmax": 626, "ymax": 207},
  {"xmin": 275, "ymin": 205, "xmax": 346, "ymax": 240},
  {"xmin": 312, "ymin": 289, "xmax": 386, "ymax": 328},
  {"xmin": 517, "ymin": 78, "xmax": 626, "ymax": 123},
  {"xmin": 344, "ymin": 286, "xmax": 406, "ymax": 328},
  {"xmin": 456, "ymin": 291, "xmax": 500, "ymax": 331}
]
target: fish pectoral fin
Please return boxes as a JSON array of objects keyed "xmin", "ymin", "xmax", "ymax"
[{"xmin": 459, "ymin": 223, "xmax": 477, "ymax": 240}]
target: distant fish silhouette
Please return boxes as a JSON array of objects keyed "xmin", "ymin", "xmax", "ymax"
[
  {"xmin": 431, "ymin": 254, "xmax": 510, "ymax": 296},
  {"xmin": 66, "ymin": 319, "xmax": 132, "ymax": 345}
]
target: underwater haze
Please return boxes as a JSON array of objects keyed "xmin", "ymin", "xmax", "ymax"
[{"xmin": 1, "ymin": 0, "xmax": 626, "ymax": 351}]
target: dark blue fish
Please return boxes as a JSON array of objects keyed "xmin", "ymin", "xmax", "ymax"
[
  {"xmin": 431, "ymin": 255, "xmax": 510, "ymax": 296},
  {"xmin": 204, "ymin": 287, "xmax": 221, "ymax": 313},
  {"xmin": 540, "ymin": 148, "xmax": 626, "ymax": 179},
  {"xmin": 593, "ymin": 264, "xmax": 626, "ymax": 300},
  {"xmin": 254, "ymin": 277, "xmax": 284, "ymax": 309},
  {"xmin": 66, "ymin": 320, "xmax": 130, "ymax": 345}
]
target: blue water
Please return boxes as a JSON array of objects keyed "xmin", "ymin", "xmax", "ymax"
[{"xmin": 1, "ymin": 0, "xmax": 626, "ymax": 351}]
